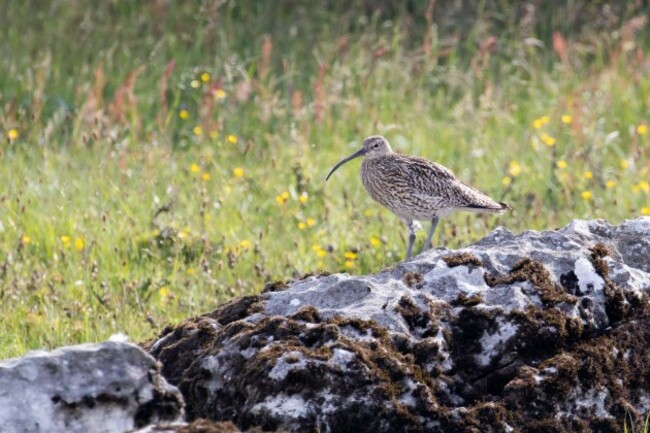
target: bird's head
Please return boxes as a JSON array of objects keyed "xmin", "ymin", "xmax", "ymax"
[{"xmin": 326, "ymin": 135, "xmax": 392, "ymax": 181}]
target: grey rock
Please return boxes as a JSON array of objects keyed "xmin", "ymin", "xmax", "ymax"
[
  {"xmin": 148, "ymin": 218, "xmax": 650, "ymax": 432},
  {"xmin": 0, "ymin": 341, "xmax": 183, "ymax": 433}
]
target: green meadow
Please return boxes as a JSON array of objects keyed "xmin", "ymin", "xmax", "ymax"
[{"xmin": 1, "ymin": 1, "xmax": 649, "ymax": 358}]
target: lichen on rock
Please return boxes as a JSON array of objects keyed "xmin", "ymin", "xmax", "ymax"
[{"xmin": 146, "ymin": 218, "xmax": 650, "ymax": 433}]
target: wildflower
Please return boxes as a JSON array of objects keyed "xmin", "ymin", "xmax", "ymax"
[
  {"xmin": 240, "ymin": 240, "xmax": 251, "ymax": 249},
  {"xmin": 190, "ymin": 164, "xmax": 201, "ymax": 173},
  {"xmin": 200, "ymin": 72, "xmax": 210, "ymax": 83},
  {"xmin": 556, "ymin": 160, "xmax": 567, "ymax": 169},
  {"xmin": 344, "ymin": 251, "xmax": 358, "ymax": 260},
  {"xmin": 298, "ymin": 192, "xmax": 309, "ymax": 203},
  {"xmin": 370, "ymin": 237, "xmax": 381, "ymax": 247},
  {"xmin": 275, "ymin": 191, "xmax": 290, "ymax": 205},
  {"xmin": 233, "ymin": 167, "xmax": 244, "ymax": 178},
  {"xmin": 190, "ymin": 79, "xmax": 200, "ymax": 88},
  {"xmin": 638, "ymin": 181, "xmax": 650, "ymax": 192},
  {"xmin": 508, "ymin": 160, "xmax": 522, "ymax": 177},
  {"xmin": 202, "ymin": 173, "xmax": 211, "ymax": 181},
  {"xmin": 306, "ymin": 218, "xmax": 315, "ymax": 227},
  {"xmin": 7, "ymin": 129, "xmax": 19, "ymax": 141},
  {"xmin": 637, "ymin": 124, "xmax": 648, "ymax": 135},
  {"xmin": 209, "ymin": 130, "xmax": 219, "ymax": 139},
  {"xmin": 344, "ymin": 260, "xmax": 356, "ymax": 270},
  {"xmin": 75, "ymin": 238, "xmax": 84, "ymax": 250},
  {"xmin": 186, "ymin": 268, "xmax": 196, "ymax": 275},
  {"xmin": 312, "ymin": 245, "xmax": 327, "ymax": 257},
  {"xmin": 22, "ymin": 235, "xmax": 31, "ymax": 244},
  {"xmin": 178, "ymin": 228, "xmax": 191, "ymax": 239},
  {"xmin": 193, "ymin": 125, "xmax": 203, "ymax": 136},
  {"xmin": 583, "ymin": 171, "xmax": 593, "ymax": 179},
  {"xmin": 363, "ymin": 209, "xmax": 373, "ymax": 218},
  {"xmin": 540, "ymin": 133, "xmax": 556, "ymax": 147},
  {"xmin": 159, "ymin": 287, "xmax": 170, "ymax": 299},
  {"xmin": 227, "ymin": 134, "xmax": 238, "ymax": 144},
  {"xmin": 60, "ymin": 235, "xmax": 71, "ymax": 248},
  {"xmin": 561, "ymin": 114, "xmax": 573, "ymax": 124},
  {"xmin": 179, "ymin": 110, "xmax": 189, "ymax": 120},
  {"xmin": 502, "ymin": 176, "xmax": 512, "ymax": 187},
  {"xmin": 532, "ymin": 115, "xmax": 550, "ymax": 129},
  {"xmin": 605, "ymin": 180, "xmax": 616, "ymax": 189},
  {"xmin": 581, "ymin": 191, "xmax": 592, "ymax": 200},
  {"xmin": 298, "ymin": 222, "xmax": 307, "ymax": 230},
  {"xmin": 214, "ymin": 89, "xmax": 226, "ymax": 100},
  {"xmin": 642, "ymin": 207, "xmax": 650, "ymax": 215},
  {"xmin": 620, "ymin": 159, "xmax": 630, "ymax": 169}
]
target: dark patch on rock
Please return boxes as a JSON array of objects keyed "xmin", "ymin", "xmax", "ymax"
[
  {"xmin": 450, "ymin": 293, "xmax": 483, "ymax": 307},
  {"xmin": 442, "ymin": 252, "xmax": 483, "ymax": 268},
  {"xmin": 262, "ymin": 272, "xmax": 332, "ymax": 294},
  {"xmin": 485, "ymin": 257, "xmax": 577, "ymax": 306},
  {"xmin": 261, "ymin": 280, "xmax": 288, "ymax": 293},
  {"xmin": 402, "ymin": 271, "xmax": 424, "ymax": 288},
  {"xmin": 394, "ymin": 295, "xmax": 439, "ymax": 337}
]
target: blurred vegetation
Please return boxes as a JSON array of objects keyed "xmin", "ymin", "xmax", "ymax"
[{"xmin": 1, "ymin": 0, "xmax": 649, "ymax": 357}]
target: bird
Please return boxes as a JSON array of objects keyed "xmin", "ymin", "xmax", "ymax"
[{"xmin": 326, "ymin": 135, "xmax": 510, "ymax": 259}]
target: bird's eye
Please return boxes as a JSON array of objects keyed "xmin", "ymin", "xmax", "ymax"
[{"xmin": 373, "ymin": 144, "xmax": 379, "ymax": 148}]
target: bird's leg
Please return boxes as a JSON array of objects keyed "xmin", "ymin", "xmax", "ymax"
[
  {"xmin": 405, "ymin": 220, "xmax": 417, "ymax": 259},
  {"xmin": 422, "ymin": 216, "xmax": 440, "ymax": 253}
]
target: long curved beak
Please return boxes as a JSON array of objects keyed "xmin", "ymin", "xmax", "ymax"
[{"xmin": 325, "ymin": 148, "xmax": 366, "ymax": 181}]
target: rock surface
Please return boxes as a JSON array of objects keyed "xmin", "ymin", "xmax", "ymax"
[
  {"xmin": 0, "ymin": 341, "xmax": 184, "ymax": 433},
  {"xmin": 147, "ymin": 218, "xmax": 650, "ymax": 433}
]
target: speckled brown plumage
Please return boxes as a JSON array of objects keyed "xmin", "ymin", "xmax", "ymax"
[{"xmin": 326, "ymin": 135, "xmax": 510, "ymax": 259}]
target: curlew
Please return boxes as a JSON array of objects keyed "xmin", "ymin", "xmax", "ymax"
[{"xmin": 326, "ymin": 135, "xmax": 510, "ymax": 259}]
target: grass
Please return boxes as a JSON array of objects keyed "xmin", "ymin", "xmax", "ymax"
[{"xmin": 0, "ymin": 1, "xmax": 649, "ymax": 361}]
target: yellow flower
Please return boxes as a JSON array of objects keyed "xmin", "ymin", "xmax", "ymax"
[
  {"xmin": 556, "ymin": 160, "xmax": 567, "ymax": 169},
  {"xmin": 200, "ymin": 72, "xmax": 210, "ymax": 83},
  {"xmin": 363, "ymin": 209, "xmax": 373, "ymax": 218},
  {"xmin": 214, "ymin": 89, "xmax": 227, "ymax": 100},
  {"xmin": 7, "ymin": 129, "xmax": 19, "ymax": 140},
  {"xmin": 637, "ymin": 124, "xmax": 648, "ymax": 135},
  {"xmin": 191, "ymin": 164, "xmax": 201, "ymax": 173},
  {"xmin": 240, "ymin": 240, "xmax": 251, "ymax": 249},
  {"xmin": 344, "ymin": 251, "xmax": 358, "ymax": 260},
  {"xmin": 179, "ymin": 110, "xmax": 189, "ymax": 120},
  {"xmin": 508, "ymin": 161, "xmax": 522, "ymax": 177},
  {"xmin": 202, "ymin": 173, "xmax": 211, "ymax": 181},
  {"xmin": 638, "ymin": 181, "xmax": 650, "ymax": 192},
  {"xmin": 75, "ymin": 238, "xmax": 84, "ymax": 250},
  {"xmin": 298, "ymin": 222, "xmax": 307, "ymax": 230},
  {"xmin": 605, "ymin": 180, "xmax": 616, "ymax": 189},
  {"xmin": 227, "ymin": 134, "xmax": 238, "ymax": 144},
  {"xmin": 159, "ymin": 287, "xmax": 170, "ymax": 298},
  {"xmin": 501, "ymin": 176, "xmax": 512, "ymax": 187},
  {"xmin": 620, "ymin": 159, "xmax": 630, "ymax": 169},
  {"xmin": 178, "ymin": 228, "xmax": 191, "ymax": 239},
  {"xmin": 186, "ymin": 268, "xmax": 196, "ymax": 275},
  {"xmin": 60, "ymin": 235, "xmax": 71, "ymax": 248},
  {"xmin": 209, "ymin": 130, "xmax": 219, "ymax": 139},
  {"xmin": 561, "ymin": 114, "xmax": 573, "ymax": 124},
  {"xmin": 370, "ymin": 237, "xmax": 381, "ymax": 247},
  {"xmin": 193, "ymin": 125, "xmax": 203, "ymax": 136},
  {"xmin": 312, "ymin": 245, "xmax": 327, "ymax": 257},
  {"xmin": 583, "ymin": 171, "xmax": 593, "ymax": 179},
  {"xmin": 306, "ymin": 218, "xmax": 315, "ymax": 227},
  {"xmin": 540, "ymin": 133, "xmax": 556, "ymax": 147},
  {"xmin": 22, "ymin": 235, "xmax": 31, "ymax": 244},
  {"xmin": 190, "ymin": 79, "xmax": 200, "ymax": 88},
  {"xmin": 642, "ymin": 207, "xmax": 650, "ymax": 215},
  {"xmin": 344, "ymin": 260, "xmax": 356, "ymax": 269},
  {"xmin": 275, "ymin": 191, "xmax": 290, "ymax": 205},
  {"xmin": 298, "ymin": 192, "xmax": 309, "ymax": 203},
  {"xmin": 581, "ymin": 191, "xmax": 592, "ymax": 200},
  {"xmin": 233, "ymin": 167, "xmax": 244, "ymax": 178},
  {"xmin": 532, "ymin": 115, "xmax": 550, "ymax": 129}
]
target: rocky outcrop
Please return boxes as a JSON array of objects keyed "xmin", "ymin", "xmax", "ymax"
[
  {"xmin": 0, "ymin": 341, "xmax": 184, "ymax": 433},
  {"xmin": 147, "ymin": 218, "xmax": 650, "ymax": 433}
]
